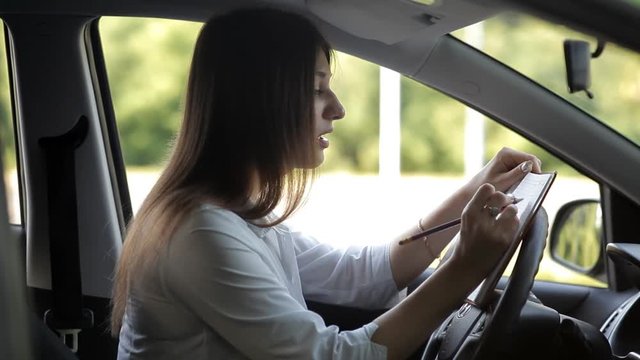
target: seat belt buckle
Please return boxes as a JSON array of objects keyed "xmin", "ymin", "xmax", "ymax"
[
  {"xmin": 44, "ymin": 308, "xmax": 94, "ymax": 353},
  {"xmin": 55, "ymin": 328, "xmax": 82, "ymax": 353}
]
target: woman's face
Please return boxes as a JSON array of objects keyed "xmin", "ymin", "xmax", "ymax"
[{"xmin": 311, "ymin": 50, "xmax": 345, "ymax": 168}]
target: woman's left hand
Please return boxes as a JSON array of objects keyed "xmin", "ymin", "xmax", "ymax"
[{"xmin": 467, "ymin": 147, "xmax": 542, "ymax": 193}]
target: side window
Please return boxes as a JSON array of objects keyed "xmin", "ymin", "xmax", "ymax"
[
  {"xmin": 100, "ymin": 17, "xmax": 201, "ymax": 210},
  {"xmin": 0, "ymin": 22, "xmax": 20, "ymax": 225},
  {"xmin": 459, "ymin": 13, "xmax": 640, "ymax": 147},
  {"xmin": 99, "ymin": 17, "xmax": 603, "ymax": 288}
]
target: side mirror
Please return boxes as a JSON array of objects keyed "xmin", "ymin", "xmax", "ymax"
[{"xmin": 549, "ymin": 199, "xmax": 605, "ymax": 281}]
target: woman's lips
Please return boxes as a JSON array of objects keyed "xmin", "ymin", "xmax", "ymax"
[{"xmin": 318, "ymin": 135, "xmax": 329, "ymax": 149}]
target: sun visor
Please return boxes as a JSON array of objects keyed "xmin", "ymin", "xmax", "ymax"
[{"xmin": 307, "ymin": 0, "xmax": 501, "ymax": 45}]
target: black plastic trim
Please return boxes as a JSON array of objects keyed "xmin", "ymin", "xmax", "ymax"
[
  {"xmin": 3, "ymin": 21, "xmax": 24, "ymax": 225},
  {"xmin": 85, "ymin": 18, "xmax": 133, "ymax": 229}
]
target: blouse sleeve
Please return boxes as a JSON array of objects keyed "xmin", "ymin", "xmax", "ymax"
[
  {"xmin": 291, "ymin": 230, "xmax": 401, "ymax": 309},
  {"xmin": 162, "ymin": 228, "xmax": 388, "ymax": 360}
]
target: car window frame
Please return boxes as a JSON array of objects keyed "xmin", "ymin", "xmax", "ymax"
[
  {"xmin": 2, "ymin": 22, "xmax": 24, "ymax": 226},
  {"xmin": 85, "ymin": 18, "xmax": 133, "ymax": 234}
]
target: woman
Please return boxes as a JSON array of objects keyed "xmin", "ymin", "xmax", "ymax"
[{"xmin": 111, "ymin": 7, "xmax": 542, "ymax": 360}]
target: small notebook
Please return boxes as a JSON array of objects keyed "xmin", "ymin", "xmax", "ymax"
[{"xmin": 472, "ymin": 171, "xmax": 557, "ymax": 306}]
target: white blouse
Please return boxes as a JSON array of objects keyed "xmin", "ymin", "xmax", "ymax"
[{"xmin": 117, "ymin": 204, "xmax": 401, "ymax": 359}]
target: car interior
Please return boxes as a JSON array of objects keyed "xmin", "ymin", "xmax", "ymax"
[{"xmin": 2, "ymin": 0, "xmax": 640, "ymax": 359}]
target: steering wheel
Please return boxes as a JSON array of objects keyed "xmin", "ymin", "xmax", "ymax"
[{"xmin": 421, "ymin": 208, "xmax": 549, "ymax": 360}]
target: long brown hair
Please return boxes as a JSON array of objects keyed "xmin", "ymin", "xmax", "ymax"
[{"xmin": 111, "ymin": 8, "xmax": 333, "ymax": 335}]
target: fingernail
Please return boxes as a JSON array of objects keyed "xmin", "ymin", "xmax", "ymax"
[
  {"xmin": 520, "ymin": 161, "xmax": 532, "ymax": 172},
  {"xmin": 520, "ymin": 160, "xmax": 532, "ymax": 173}
]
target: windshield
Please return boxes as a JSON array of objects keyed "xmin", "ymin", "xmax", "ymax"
[{"xmin": 455, "ymin": 12, "xmax": 640, "ymax": 147}]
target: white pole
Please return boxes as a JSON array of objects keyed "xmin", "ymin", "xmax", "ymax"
[
  {"xmin": 464, "ymin": 22, "xmax": 485, "ymax": 177},
  {"xmin": 379, "ymin": 67, "xmax": 401, "ymax": 179}
]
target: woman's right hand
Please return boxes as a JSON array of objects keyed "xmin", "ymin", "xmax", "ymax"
[{"xmin": 451, "ymin": 183, "xmax": 520, "ymax": 277}]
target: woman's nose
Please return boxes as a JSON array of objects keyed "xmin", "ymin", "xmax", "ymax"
[{"xmin": 325, "ymin": 94, "xmax": 345, "ymax": 120}]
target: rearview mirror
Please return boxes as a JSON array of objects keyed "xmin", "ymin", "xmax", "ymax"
[
  {"xmin": 549, "ymin": 199, "xmax": 605, "ymax": 280},
  {"xmin": 564, "ymin": 39, "xmax": 606, "ymax": 99},
  {"xmin": 564, "ymin": 40, "xmax": 592, "ymax": 98}
]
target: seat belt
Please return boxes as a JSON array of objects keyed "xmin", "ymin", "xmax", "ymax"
[{"xmin": 39, "ymin": 115, "xmax": 94, "ymax": 353}]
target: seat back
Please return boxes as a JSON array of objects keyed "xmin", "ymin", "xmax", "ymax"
[{"xmin": 0, "ymin": 147, "xmax": 78, "ymax": 360}]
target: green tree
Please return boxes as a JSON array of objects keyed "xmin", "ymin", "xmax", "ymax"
[
  {"xmin": 0, "ymin": 25, "xmax": 15, "ymax": 169},
  {"xmin": 323, "ymin": 53, "xmax": 380, "ymax": 173},
  {"xmin": 100, "ymin": 18, "xmax": 201, "ymax": 166},
  {"xmin": 481, "ymin": 13, "xmax": 640, "ymax": 165},
  {"xmin": 400, "ymin": 77, "xmax": 465, "ymax": 174},
  {"xmin": 98, "ymin": 14, "xmax": 640, "ymax": 176}
]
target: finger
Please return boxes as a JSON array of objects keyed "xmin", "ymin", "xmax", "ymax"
[
  {"xmin": 495, "ymin": 204, "xmax": 520, "ymax": 233},
  {"xmin": 496, "ymin": 203, "xmax": 518, "ymax": 220},
  {"xmin": 481, "ymin": 193, "xmax": 510, "ymax": 218},
  {"xmin": 532, "ymin": 157, "xmax": 542, "ymax": 173},
  {"xmin": 516, "ymin": 156, "xmax": 542, "ymax": 174},
  {"xmin": 499, "ymin": 159, "xmax": 536, "ymax": 186},
  {"xmin": 484, "ymin": 191, "xmax": 513, "ymax": 208},
  {"xmin": 497, "ymin": 148, "xmax": 542, "ymax": 173},
  {"xmin": 468, "ymin": 183, "xmax": 496, "ymax": 213}
]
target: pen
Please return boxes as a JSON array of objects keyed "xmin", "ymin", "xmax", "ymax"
[{"xmin": 398, "ymin": 197, "xmax": 523, "ymax": 245}]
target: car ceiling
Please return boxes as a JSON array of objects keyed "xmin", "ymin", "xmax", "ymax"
[{"xmin": 0, "ymin": 0, "xmax": 500, "ymax": 43}]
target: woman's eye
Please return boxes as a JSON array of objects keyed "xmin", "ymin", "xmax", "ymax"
[{"xmin": 314, "ymin": 89, "xmax": 324, "ymax": 96}]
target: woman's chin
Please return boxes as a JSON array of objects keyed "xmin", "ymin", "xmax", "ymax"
[
  {"xmin": 292, "ymin": 152, "xmax": 324, "ymax": 170},
  {"xmin": 313, "ymin": 151, "xmax": 325, "ymax": 167}
]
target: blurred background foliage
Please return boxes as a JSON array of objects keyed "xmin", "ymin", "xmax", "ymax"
[
  {"xmin": 99, "ymin": 18, "xmax": 201, "ymax": 166},
  {"xmin": 476, "ymin": 14, "xmax": 640, "ymax": 160},
  {"xmin": 95, "ymin": 13, "xmax": 639, "ymax": 175},
  {"xmin": 0, "ymin": 26, "xmax": 14, "ymax": 169},
  {"xmin": 1, "ymin": 13, "xmax": 640, "ymax": 175}
]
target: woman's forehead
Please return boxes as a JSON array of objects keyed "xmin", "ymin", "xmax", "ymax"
[{"xmin": 315, "ymin": 52, "xmax": 332, "ymax": 79}]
